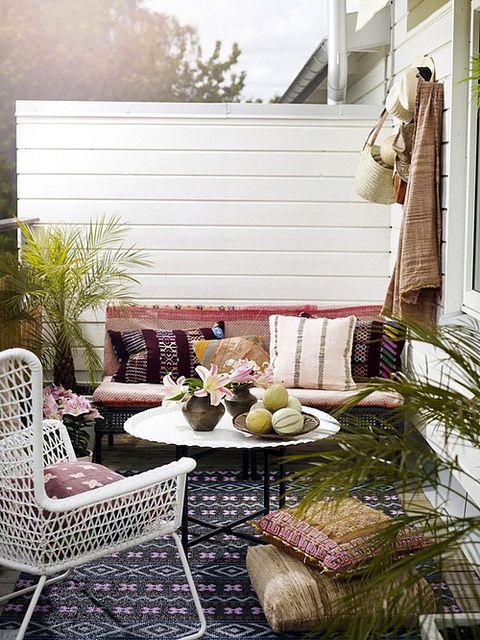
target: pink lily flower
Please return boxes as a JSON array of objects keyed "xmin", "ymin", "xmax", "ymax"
[
  {"xmin": 162, "ymin": 374, "xmax": 188, "ymax": 405},
  {"xmin": 194, "ymin": 365, "xmax": 233, "ymax": 406},
  {"xmin": 229, "ymin": 359, "xmax": 257, "ymax": 384},
  {"xmin": 255, "ymin": 363, "xmax": 275, "ymax": 388}
]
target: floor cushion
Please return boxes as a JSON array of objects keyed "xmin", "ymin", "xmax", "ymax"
[
  {"xmin": 251, "ymin": 496, "xmax": 430, "ymax": 577},
  {"xmin": 44, "ymin": 461, "xmax": 123, "ymax": 499},
  {"xmin": 246, "ymin": 544, "xmax": 436, "ymax": 633}
]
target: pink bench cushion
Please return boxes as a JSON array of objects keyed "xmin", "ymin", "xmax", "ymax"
[
  {"xmin": 93, "ymin": 377, "xmax": 402, "ymax": 410},
  {"xmin": 44, "ymin": 461, "xmax": 123, "ymax": 499}
]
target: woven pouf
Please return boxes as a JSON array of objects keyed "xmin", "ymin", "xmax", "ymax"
[{"xmin": 246, "ymin": 544, "xmax": 436, "ymax": 633}]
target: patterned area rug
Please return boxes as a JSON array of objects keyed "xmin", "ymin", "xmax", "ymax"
[{"xmin": 0, "ymin": 470, "xmax": 459, "ymax": 639}]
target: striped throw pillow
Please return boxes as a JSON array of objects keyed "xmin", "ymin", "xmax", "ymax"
[{"xmin": 269, "ymin": 315, "xmax": 357, "ymax": 390}]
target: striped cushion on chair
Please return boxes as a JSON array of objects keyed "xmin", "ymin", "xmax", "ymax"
[{"xmin": 269, "ymin": 315, "xmax": 357, "ymax": 390}]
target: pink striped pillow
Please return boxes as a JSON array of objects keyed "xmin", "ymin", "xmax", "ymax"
[{"xmin": 269, "ymin": 315, "xmax": 357, "ymax": 390}]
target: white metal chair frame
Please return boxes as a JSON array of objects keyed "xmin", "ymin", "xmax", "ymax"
[{"xmin": 0, "ymin": 348, "xmax": 206, "ymax": 640}]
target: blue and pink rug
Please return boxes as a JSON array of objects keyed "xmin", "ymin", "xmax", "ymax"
[{"xmin": 0, "ymin": 470, "xmax": 459, "ymax": 639}]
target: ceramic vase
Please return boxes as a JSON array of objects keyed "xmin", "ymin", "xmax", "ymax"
[
  {"xmin": 182, "ymin": 395, "xmax": 225, "ymax": 431},
  {"xmin": 225, "ymin": 386, "xmax": 257, "ymax": 418}
]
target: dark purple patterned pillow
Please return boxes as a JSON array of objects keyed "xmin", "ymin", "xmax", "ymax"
[
  {"xmin": 351, "ymin": 317, "xmax": 384, "ymax": 380},
  {"xmin": 109, "ymin": 322, "xmax": 224, "ymax": 384}
]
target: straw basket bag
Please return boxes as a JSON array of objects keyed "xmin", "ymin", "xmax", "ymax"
[{"xmin": 355, "ymin": 109, "xmax": 395, "ymax": 205}]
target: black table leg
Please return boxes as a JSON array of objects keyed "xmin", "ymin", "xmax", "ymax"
[
  {"xmin": 241, "ymin": 451, "xmax": 249, "ymax": 480},
  {"xmin": 251, "ymin": 451, "xmax": 259, "ymax": 480},
  {"xmin": 278, "ymin": 446, "xmax": 286, "ymax": 508},
  {"xmin": 263, "ymin": 451, "xmax": 270, "ymax": 513},
  {"xmin": 94, "ymin": 432, "xmax": 103, "ymax": 464}
]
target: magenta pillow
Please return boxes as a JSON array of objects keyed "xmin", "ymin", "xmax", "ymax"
[
  {"xmin": 44, "ymin": 461, "xmax": 123, "ymax": 499},
  {"xmin": 109, "ymin": 322, "xmax": 224, "ymax": 383}
]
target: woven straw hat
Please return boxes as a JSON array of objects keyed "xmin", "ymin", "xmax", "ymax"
[{"xmin": 385, "ymin": 56, "xmax": 435, "ymax": 122}]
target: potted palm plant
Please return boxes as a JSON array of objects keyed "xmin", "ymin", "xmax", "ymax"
[
  {"xmin": 0, "ymin": 215, "xmax": 149, "ymax": 388},
  {"xmin": 288, "ymin": 321, "xmax": 480, "ymax": 639}
]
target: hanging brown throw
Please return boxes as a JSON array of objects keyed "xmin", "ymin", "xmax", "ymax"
[{"xmin": 382, "ymin": 78, "xmax": 444, "ymax": 326}]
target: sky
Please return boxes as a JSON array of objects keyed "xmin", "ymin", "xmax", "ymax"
[{"xmin": 145, "ymin": 1, "xmax": 359, "ymax": 102}]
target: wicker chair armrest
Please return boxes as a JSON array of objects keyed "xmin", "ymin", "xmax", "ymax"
[{"xmin": 37, "ymin": 456, "xmax": 196, "ymax": 514}]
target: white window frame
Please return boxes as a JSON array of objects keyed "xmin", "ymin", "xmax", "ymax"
[{"xmin": 463, "ymin": 0, "xmax": 480, "ymax": 317}]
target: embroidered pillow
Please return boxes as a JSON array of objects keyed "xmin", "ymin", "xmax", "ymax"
[
  {"xmin": 269, "ymin": 315, "xmax": 357, "ymax": 390},
  {"xmin": 44, "ymin": 461, "xmax": 123, "ymax": 499},
  {"xmin": 351, "ymin": 317, "xmax": 384, "ymax": 380},
  {"xmin": 109, "ymin": 322, "xmax": 224, "ymax": 383},
  {"xmin": 194, "ymin": 335, "xmax": 269, "ymax": 372},
  {"xmin": 251, "ymin": 497, "xmax": 431, "ymax": 578}
]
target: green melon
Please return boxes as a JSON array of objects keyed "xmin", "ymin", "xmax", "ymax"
[
  {"xmin": 272, "ymin": 408, "xmax": 304, "ymax": 436},
  {"xmin": 287, "ymin": 396, "xmax": 302, "ymax": 412},
  {"xmin": 250, "ymin": 401, "xmax": 265, "ymax": 412},
  {"xmin": 263, "ymin": 383, "xmax": 289, "ymax": 412},
  {"xmin": 246, "ymin": 408, "xmax": 273, "ymax": 434}
]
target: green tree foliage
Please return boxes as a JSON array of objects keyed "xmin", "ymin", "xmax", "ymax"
[{"xmin": 0, "ymin": 0, "xmax": 246, "ymax": 219}]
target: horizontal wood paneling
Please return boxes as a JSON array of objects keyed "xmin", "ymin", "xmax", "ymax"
[
  {"xmin": 16, "ymin": 102, "xmax": 390, "ymax": 382},
  {"xmin": 17, "ymin": 122, "xmax": 374, "ymax": 152},
  {"xmin": 17, "ymin": 200, "xmax": 389, "ymax": 227},
  {"xmin": 17, "ymin": 149, "xmax": 359, "ymax": 178},
  {"xmin": 18, "ymin": 174, "xmax": 364, "ymax": 202}
]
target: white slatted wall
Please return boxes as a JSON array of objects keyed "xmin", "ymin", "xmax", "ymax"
[{"xmin": 16, "ymin": 101, "xmax": 391, "ymax": 379}]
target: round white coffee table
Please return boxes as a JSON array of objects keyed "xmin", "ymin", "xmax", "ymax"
[{"xmin": 124, "ymin": 404, "xmax": 339, "ymax": 550}]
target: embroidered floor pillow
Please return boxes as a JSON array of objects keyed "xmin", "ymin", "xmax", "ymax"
[
  {"xmin": 269, "ymin": 315, "xmax": 357, "ymax": 390},
  {"xmin": 194, "ymin": 335, "xmax": 269, "ymax": 372},
  {"xmin": 109, "ymin": 322, "xmax": 224, "ymax": 383},
  {"xmin": 251, "ymin": 497, "xmax": 430, "ymax": 577},
  {"xmin": 44, "ymin": 461, "xmax": 123, "ymax": 499},
  {"xmin": 246, "ymin": 544, "xmax": 436, "ymax": 633}
]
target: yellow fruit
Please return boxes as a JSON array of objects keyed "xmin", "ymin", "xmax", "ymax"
[
  {"xmin": 263, "ymin": 383, "xmax": 289, "ymax": 412},
  {"xmin": 245, "ymin": 408, "xmax": 273, "ymax": 434},
  {"xmin": 287, "ymin": 396, "xmax": 302, "ymax": 412},
  {"xmin": 272, "ymin": 408, "xmax": 304, "ymax": 436},
  {"xmin": 250, "ymin": 401, "xmax": 265, "ymax": 412}
]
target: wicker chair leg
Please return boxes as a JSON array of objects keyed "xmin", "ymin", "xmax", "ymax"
[
  {"xmin": 94, "ymin": 431, "xmax": 103, "ymax": 464},
  {"xmin": 172, "ymin": 532, "xmax": 207, "ymax": 639}
]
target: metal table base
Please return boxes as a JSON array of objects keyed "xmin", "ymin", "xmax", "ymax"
[{"xmin": 175, "ymin": 445, "xmax": 286, "ymax": 551}]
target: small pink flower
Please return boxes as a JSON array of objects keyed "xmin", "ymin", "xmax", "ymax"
[
  {"xmin": 255, "ymin": 363, "xmax": 275, "ymax": 388},
  {"xmin": 162, "ymin": 374, "xmax": 188, "ymax": 405},
  {"xmin": 228, "ymin": 359, "xmax": 257, "ymax": 384},
  {"xmin": 194, "ymin": 364, "xmax": 232, "ymax": 406}
]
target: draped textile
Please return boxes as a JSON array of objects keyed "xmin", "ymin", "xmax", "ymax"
[{"xmin": 382, "ymin": 78, "xmax": 444, "ymax": 326}]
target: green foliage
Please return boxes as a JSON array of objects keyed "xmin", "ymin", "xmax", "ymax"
[
  {"xmin": 0, "ymin": 216, "xmax": 150, "ymax": 388},
  {"xmin": 287, "ymin": 322, "xmax": 480, "ymax": 638},
  {"xmin": 62, "ymin": 414, "xmax": 92, "ymax": 458},
  {"xmin": 462, "ymin": 55, "xmax": 480, "ymax": 109},
  {"xmin": 0, "ymin": 0, "xmax": 246, "ymax": 220}
]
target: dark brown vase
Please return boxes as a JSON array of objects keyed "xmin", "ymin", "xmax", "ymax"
[
  {"xmin": 182, "ymin": 395, "xmax": 225, "ymax": 431},
  {"xmin": 225, "ymin": 386, "xmax": 257, "ymax": 418}
]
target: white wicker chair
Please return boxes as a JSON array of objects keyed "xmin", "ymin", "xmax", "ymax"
[{"xmin": 0, "ymin": 348, "xmax": 206, "ymax": 640}]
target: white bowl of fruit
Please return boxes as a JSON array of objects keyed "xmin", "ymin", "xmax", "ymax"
[{"xmin": 232, "ymin": 383, "xmax": 319, "ymax": 439}]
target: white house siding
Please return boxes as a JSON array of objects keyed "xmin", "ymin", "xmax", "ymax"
[{"xmin": 16, "ymin": 101, "xmax": 391, "ymax": 379}]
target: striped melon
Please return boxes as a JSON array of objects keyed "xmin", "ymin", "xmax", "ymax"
[
  {"xmin": 272, "ymin": 408, "xmax": 304, "ymax": 436},
  {"xmin": 287, "ymin": 396, "xmax": 302, "ymax": 412}
]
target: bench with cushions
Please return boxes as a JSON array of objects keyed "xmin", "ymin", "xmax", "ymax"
[{"xmin": 92, "ymin": 304, "xmax": 405, "ymax": 463}]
